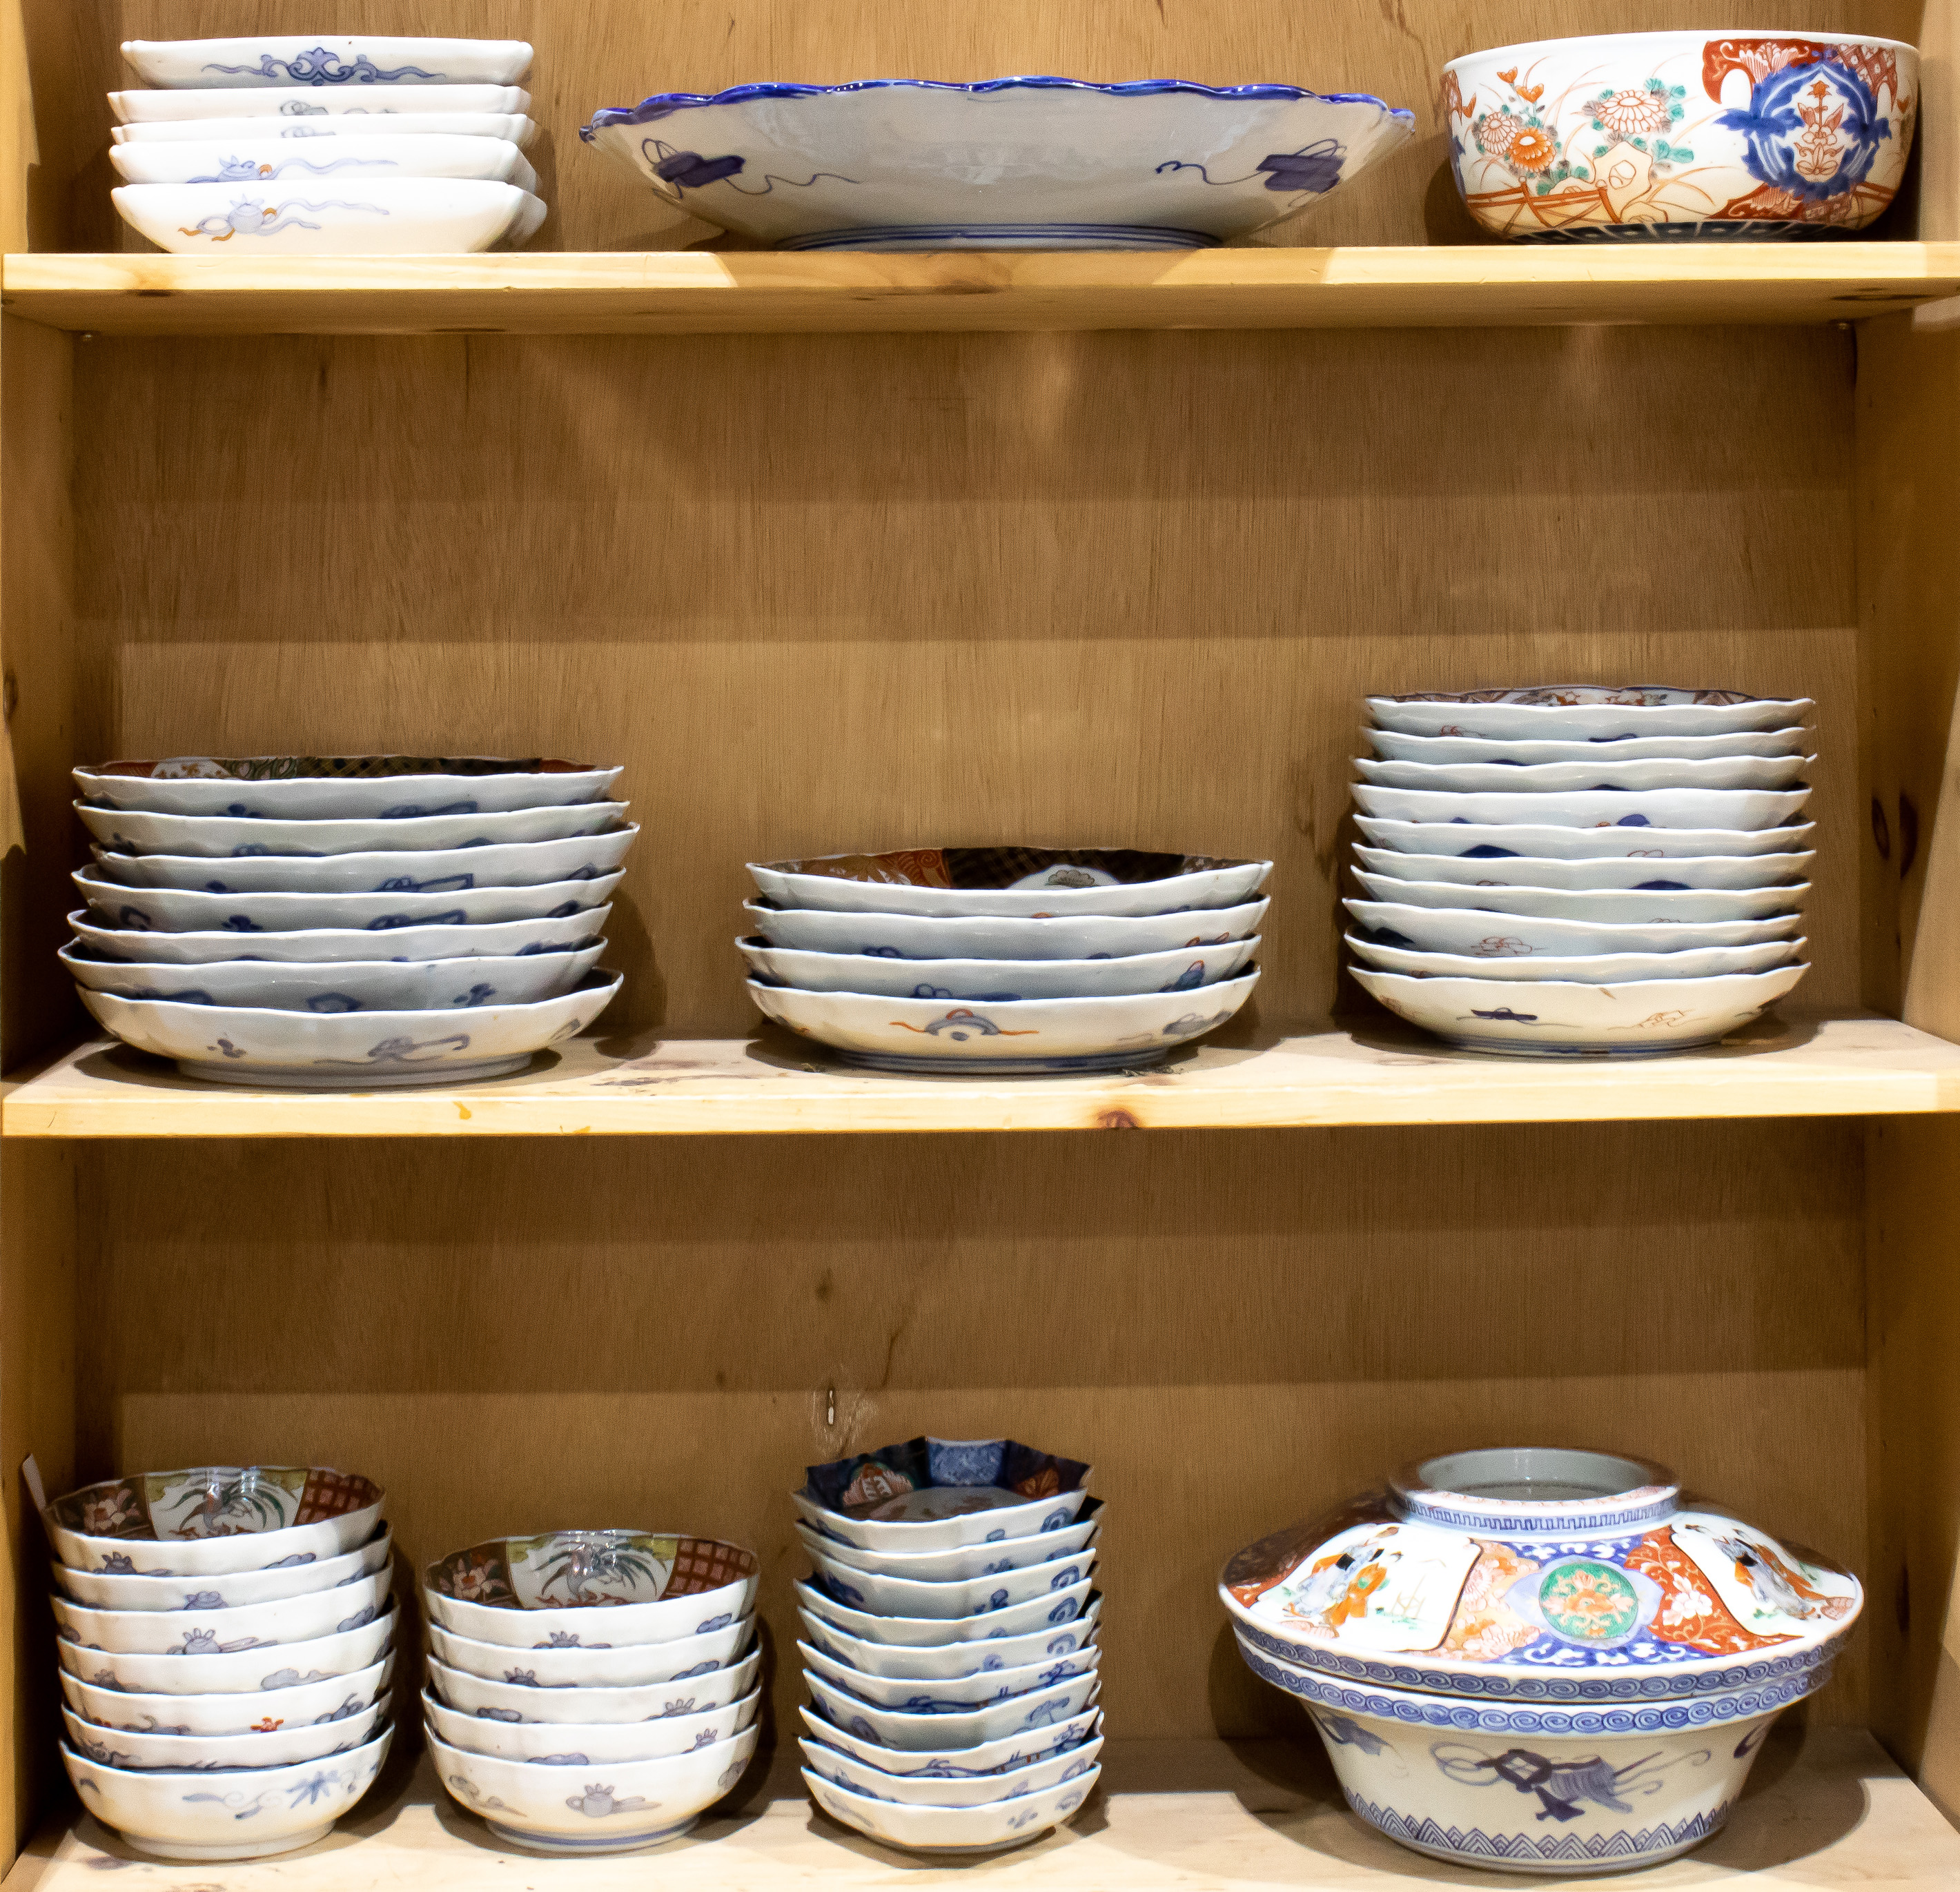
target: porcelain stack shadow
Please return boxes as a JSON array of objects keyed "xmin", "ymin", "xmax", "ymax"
[
  {"xmin": 108, "ymin": 35, "xmax": 543, "ymax": 254},
  {"xmin": 46, "ymin": 1462, "xmax": 395, "ymax": 1863},
  {"xmin": 64, "ymin": 753, "xmax": 632, "ymax": 1086},
  {"xmin": 795, "ymin": 1435, "xmax": 1105, "ymax": 1853}
]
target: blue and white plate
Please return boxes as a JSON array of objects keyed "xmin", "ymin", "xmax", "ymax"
[
  {"xmin": 122, "ymin": 37, "xmax": 532, "ymax": 89},
  {"xmin": 582, "ymin": 77, "xmax": 1413, "ymax": 249}
]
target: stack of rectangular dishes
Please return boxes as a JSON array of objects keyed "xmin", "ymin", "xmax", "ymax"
[
  {"xmin": 795, "ymin": 1435, "xmax": 1104, "ymax": 1855},
  {"xmin": 740, "ymin": 847, "xmax": 1271, "ymax": 1072},
  {"xmin": 66, "ymin": 753, "xmax": 631, "ymax": 1087},
  {"xmin": 46, "ymin": 1464, "xmax": 394, "ymax": 1864},
  {"xmin": 422, "ymin": 1531, "xmax": 761, "ymax": 1856},
  {"xmin": 1344, "ymin": 687, "xmax": 1814, "ymax": 1056},
  {"xmin": 108, "ymin": 35, "xmax": 543, "ymax": 254}
]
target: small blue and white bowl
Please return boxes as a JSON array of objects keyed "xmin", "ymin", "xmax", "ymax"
[
  {"xmin": 426, "ymin": 1644, "xmax": 759, "ymax": 1723},
  {"xmin": 805, "ymin": 1670, "xmax": 1100, "ymax": 1755},
  {"xmin": 799, "ymin": 1729, "xmax": 1103, "ymax": 1809},
  {"xmin": 801, "ymin": 1638, "xmax": 1099, "ymax": 1715},
  {"xmin": 422, "ymin": 1684, "xmax": 760, "ymax": 1763},
  {"xmin": 62, "ymin": 1698, "xmax": 389, "ymax": 1773},
  {"xmin": 738, "ymin": 936, "xmax": 1257, "ymax": 1001},
  {"xmin": 792, "ymin": 1501, "xmax": 1099, "ymax": 1581},
  {"xmin": 805, "ymin": 1763, "xmax": 1100, "ymax": 1853},
  {"xmin": 798, "ymin": 1436, "xmax": 1093, "ymax": 1553},
  {"xmin": 796, "ymin": 1574, "xmax": 1096, "ymax": 1649},
  {"xmin": 798, "ymin": 1596, "xmax": 1102, "ymax": 1682},
  {"xmin": 800, "ymin": 1701, "xmax": 1102, "ymax": 1777},
  {"xmin": 581, "ymin": 77, "xmax": 1414, "ymax": 250},
  {"xmin": 427, "ymin": 1618, "xmax": 752, "ymax": 1690},
  {"xmin": 808, "ymin": 1543, "xmax": 1097, "ymax": 1622}
]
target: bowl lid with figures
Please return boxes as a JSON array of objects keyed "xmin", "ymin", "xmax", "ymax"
[{"xmin": 1220, "ymin": 1446, "xmax": 1861, "ymax": 1702}]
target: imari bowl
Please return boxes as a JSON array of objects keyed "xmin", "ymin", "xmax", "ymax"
[
  {"xmin": 797, "ymin": 1436, "xmax": 1095, "ymax": 1555},
  {"xmin": 1443, "ymin": 32, "xmax": 1916, "ymax": 241},
  {"xmin": 580, "ymin": 77, "xmax": 1414, "ymax": 250},
  {"xmin": 1222, "ymin": 1446, "xmax": 1861, "ymax": 1873},
  {"xmin": 424, "ymin": 1531, "xmax": 759, "ymax": 1648}
]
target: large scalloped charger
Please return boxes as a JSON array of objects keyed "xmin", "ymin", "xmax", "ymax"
[{"xmin": 580, "ymin": 77, "xmax": 1415, "ymax": 249}]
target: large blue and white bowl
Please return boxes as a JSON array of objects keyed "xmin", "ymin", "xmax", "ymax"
[{"xmin": 580, "ymin": 77, "xmax": 1414, "ymax": 250}]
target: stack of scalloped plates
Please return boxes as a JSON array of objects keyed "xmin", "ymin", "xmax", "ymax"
[
  {"xmin": 795, "ymin": 1436, "xmax": 1104, "ymax": 1855},
  {"xmin": 46, "ymin": 1463, "xmax": 394, "ymax": 1864},
  {"xmin": 66, "ymin": 753, "xmax": 630, "ymax": 1086},
  {"xmin": 422, "ymin": 1530, "xmax": 761, "ymax": 1855},
  {"xmin": 1346, "ymin": 687, "xmax": 1814, "ymax": 1056},
  {"xmin": 740, "ymin": 847, "xmax": 1270, "ymax": 1073},
  {"xmin": 108, "ymin": 36, "xmax": 543, "ymax": 254}
]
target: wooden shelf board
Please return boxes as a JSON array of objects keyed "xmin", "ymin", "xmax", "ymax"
[
  {"xmin": 5, "ymin": 1011, "xmax": 1959, "ymax": 1138},
  {"xmin": 4, "ymin": 1728, "xmax": 1952, "ymax": 1889},
  {"xmin": 6, "ymin": 245, "xmax": 1959, "ymax": 336}
]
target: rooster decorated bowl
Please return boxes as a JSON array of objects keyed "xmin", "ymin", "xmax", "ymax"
[
  {"xmin": 580, "ymin": 77, "xmax": 1414, "ymax": 250},
  {"xmin": 1222, "ymin": 1446, "xmax": 1861, "ymax": 1873},
  {"xmin": 1442, "ymin": 33, "xmax": 1916, "ymax": 242}
]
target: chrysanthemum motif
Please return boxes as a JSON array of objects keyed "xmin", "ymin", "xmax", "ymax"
[
  {"xmin": 1507, "ymin": 126, "xmax": 1557, "ymax": 172},
  {"xmin": 1592, "ymin": 87, "xmax": 1672, "ymax": 139},
  {"xmin": 1477, "ymin": 110, "xmax": 1522, "ymax": 158}
]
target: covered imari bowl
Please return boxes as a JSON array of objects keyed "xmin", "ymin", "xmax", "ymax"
[
  {"xmin": 1222, "ymin": 1448, "xmax": 1859, "ymax": 1875},
  {"xmin": 1442, "ymin": 31, "xmax": 1916, "ymax": 241}
]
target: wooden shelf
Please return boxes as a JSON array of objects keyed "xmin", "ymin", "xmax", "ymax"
[
  {"xmin": 6, "ymin": 1011, "xmax": 1958, "ymax": 1137},
  {"xmin": 6, "ymin": 1728, "xmax": 1952, "ymax": 1889},
  {"xmin": 6, "ymin": 244, "xmax": 1959, "ymax": 336}
]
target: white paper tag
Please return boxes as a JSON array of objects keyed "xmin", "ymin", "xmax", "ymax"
[{"xmin": 20, "ymin": 1452, "xmax": 47, "ymax": 1517}]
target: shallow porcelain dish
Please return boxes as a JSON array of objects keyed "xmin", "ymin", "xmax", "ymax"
[
  {"xmin": 1353, "ymin": 817, "xmax": 1813, "ymax": 862},
  {"xmin": 427, "ymin": 1644, "xmax": 760, "ymax": 1722},
  {"xmin": 1349, "ymin": 873, "xmax": 1807, "ymax": 924},
  {"xmin": 800, "ymin": 1599, "xmax": 1101, "ymax": 1681},
  {"xmin": 431, "ymin": 1722, "xmax": 756, "ymax": 1855},
  {"xmin": 1350, "ymin": 963, "xmax": 1808, "ymax": 1056},
  {"xmin": 801, "ymin": 1639, "xmax": 1100, "ymax": 1713},
  {"xmin": 1344, "ymin": 901, "xmax": 1802, "ymax": 957},
  {"xmin": 806, "ymin": 1762, "xmax": 1099, "ymax": 1854},
  {"xmin": 79, "ymin": 799, "xmax": 626, "ymax": 859},
  {"xmin": 109, "ymin": 132, "xmax": 537, "ymax": 190},
  {"xmin": 739, "ymin": 936, "xmax": 1257, "ymax": 1000},
  {"xmin": 82, "ymin": 971, "xmax": 620, "ymax": 1088},
  {"xmin": 123, "ymin": 36, "xmax": 533, "ymax": 88},
  {"xmin": 68, "ymin": 909, "xmax": 607, "ymax": 967},
  {"xmin": 112, "ymin": 179, "xmax": 546, "ymax": 255},
  {"xmin": 90, "ymin": 826, "xmax": 635, "ymax": 893},
  {"xmin": 745, "ymin": 897, "xmax": 1268, "ymax": 962},
  {"xmin": 79, "ymin": 869, "xmax": 622, "ymax": 936},
  {"xmin": 794, "ymin": 1504, "xmax": 1099, "ymax": 1580},
  {"xmin": 54, "ymin": 1528, "xmax": 391, "ymax": 1609},
  {"xmin": 114, "ymin": 110, "xmax": 539, "ymax": 146},
  {"xmin": 798, "ymin": 1436, "xmax": 1094, "ymax": 1554},
  {"xmin": 61, "ymin": 1655, "xmax": 393, "ymax": 1738},
  {"xmin": 1235, "ymin": 1630, "xmax": 1796, "ymax": 1873},
  {"xmin": 1366, "ymin": 726, "xmax": 1812, "ymax": 764},
  {"xmin": 1351, "ymin": 782, "xmax": 1808, "ymax": 831},
  {"xmin": 1351, "ymin": 846, "xmax": 1812, "ymax": 892},
  {"xmin": 1354, "ymin": 752, "xmax": 1810, "ymax": 793},
  {"xmin": 62, "ymin": 1698, "xmax": 388, "ymax": 1773},
  {"xmin": 1444, "ymin": 31, "xmax": 1916, "ymax": 244},
  {"xmin": 52, "ymin": 1566, "xmax": 390, "ymax": 1655},
  {"xmin": 795, "ymin": 1575, "xmax": 1095, "ymax": 1648},
  {"xmin": 805, "ymin": 1671, "xmax": 1099, "ymax": 1752},
  {"xmin": 424, "ymin": 1531, "xmax": 760, "ymax": 1648},
  {"xmin": 427, "ymin": 1615, "xmax": 752, "ymax": 1689},
  {"xmin": 75, "ymin": 756, "xmax": 618, "ymax": 819},
  {"xmin": 582, "ymin": 78, "xmax": 1413, "ymax": 250},
  {"xmin": 63, "ymin": 942, "xmax": 604, "ymax": 1014},
  {"xmin": 800, "ymin": 1732, "xmax": 1104, "ymax": 1810},
  {"xmin": 1347, "ymin": 932, "xmax": 1801, "ymax": 984},
  {"xmin": 749, "ymin": 847, "xmax": 1268, "ymax": 916},
  {"xmin": 44, "ymin": 1466, "xmax": 384, "ymax": 1576},
  {"xmin": 60, "ymin": 1606, "xmax": 395, "ymax": 1695},
  {"xmin": 1366, "ymin": 688, "xmax": 1814, "ymax": 741},
  {"xmin": 62, "ymin": 1725, "xmax": 391, "ymax": 1864},
  {"xmin": 809, "ymin": 1542, "xmax": 1097, "ymax": 1621},
  {"xmin": 110, "ymin": 82, "xmax": 531, "ymax": 121},
  {"xmin": 423, "ymin": 1684, "xmax": 759, "ymax": 1762},
  {"xmin": 751, "ymin": 970, "xmax": 1257, "ymax": 1074},
  {"xmin": 801, "ymin": 1701, "xmax": 1101, "ymax": 1777}
]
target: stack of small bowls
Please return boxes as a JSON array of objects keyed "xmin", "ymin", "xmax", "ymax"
[
  {"xmin": 796, "ymin": 1436, "xmax": 1104, "ymax": 1854},
  {"xmin": 108, "ymin": 35, "xmax": 544, "ymax": 255},
  {"xmin": 422, "ymin": 1530, "xmax": 762, "ymax": 1856},
  {"xmin": 47, "ymin": 1464, "xmax": 394, "ymax": 1864},
  {"xmin": 740, "ymin": 847, "xmax": 1271, "ymax": 1072},
  {"xmin": 65, "ymin": 753, "xmax": 633, "ymax": 1087},
  {"xmin": 1344, "ymin": 687, "xmax": 1814, "ymax": 1056}
]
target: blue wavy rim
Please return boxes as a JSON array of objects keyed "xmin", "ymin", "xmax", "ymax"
[{"xmin": 582, "ymin": 75, "xmax": 1415, "ymax": 137}]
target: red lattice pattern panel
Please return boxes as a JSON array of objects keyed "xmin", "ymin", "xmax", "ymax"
[
  {"xmin": 667, "ymin": 1537, "xmax": 757, "ymax": 1595},
  {"xmin": 295, "ymin": 1468, "xmax": 381, "ymax": 1524}
]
